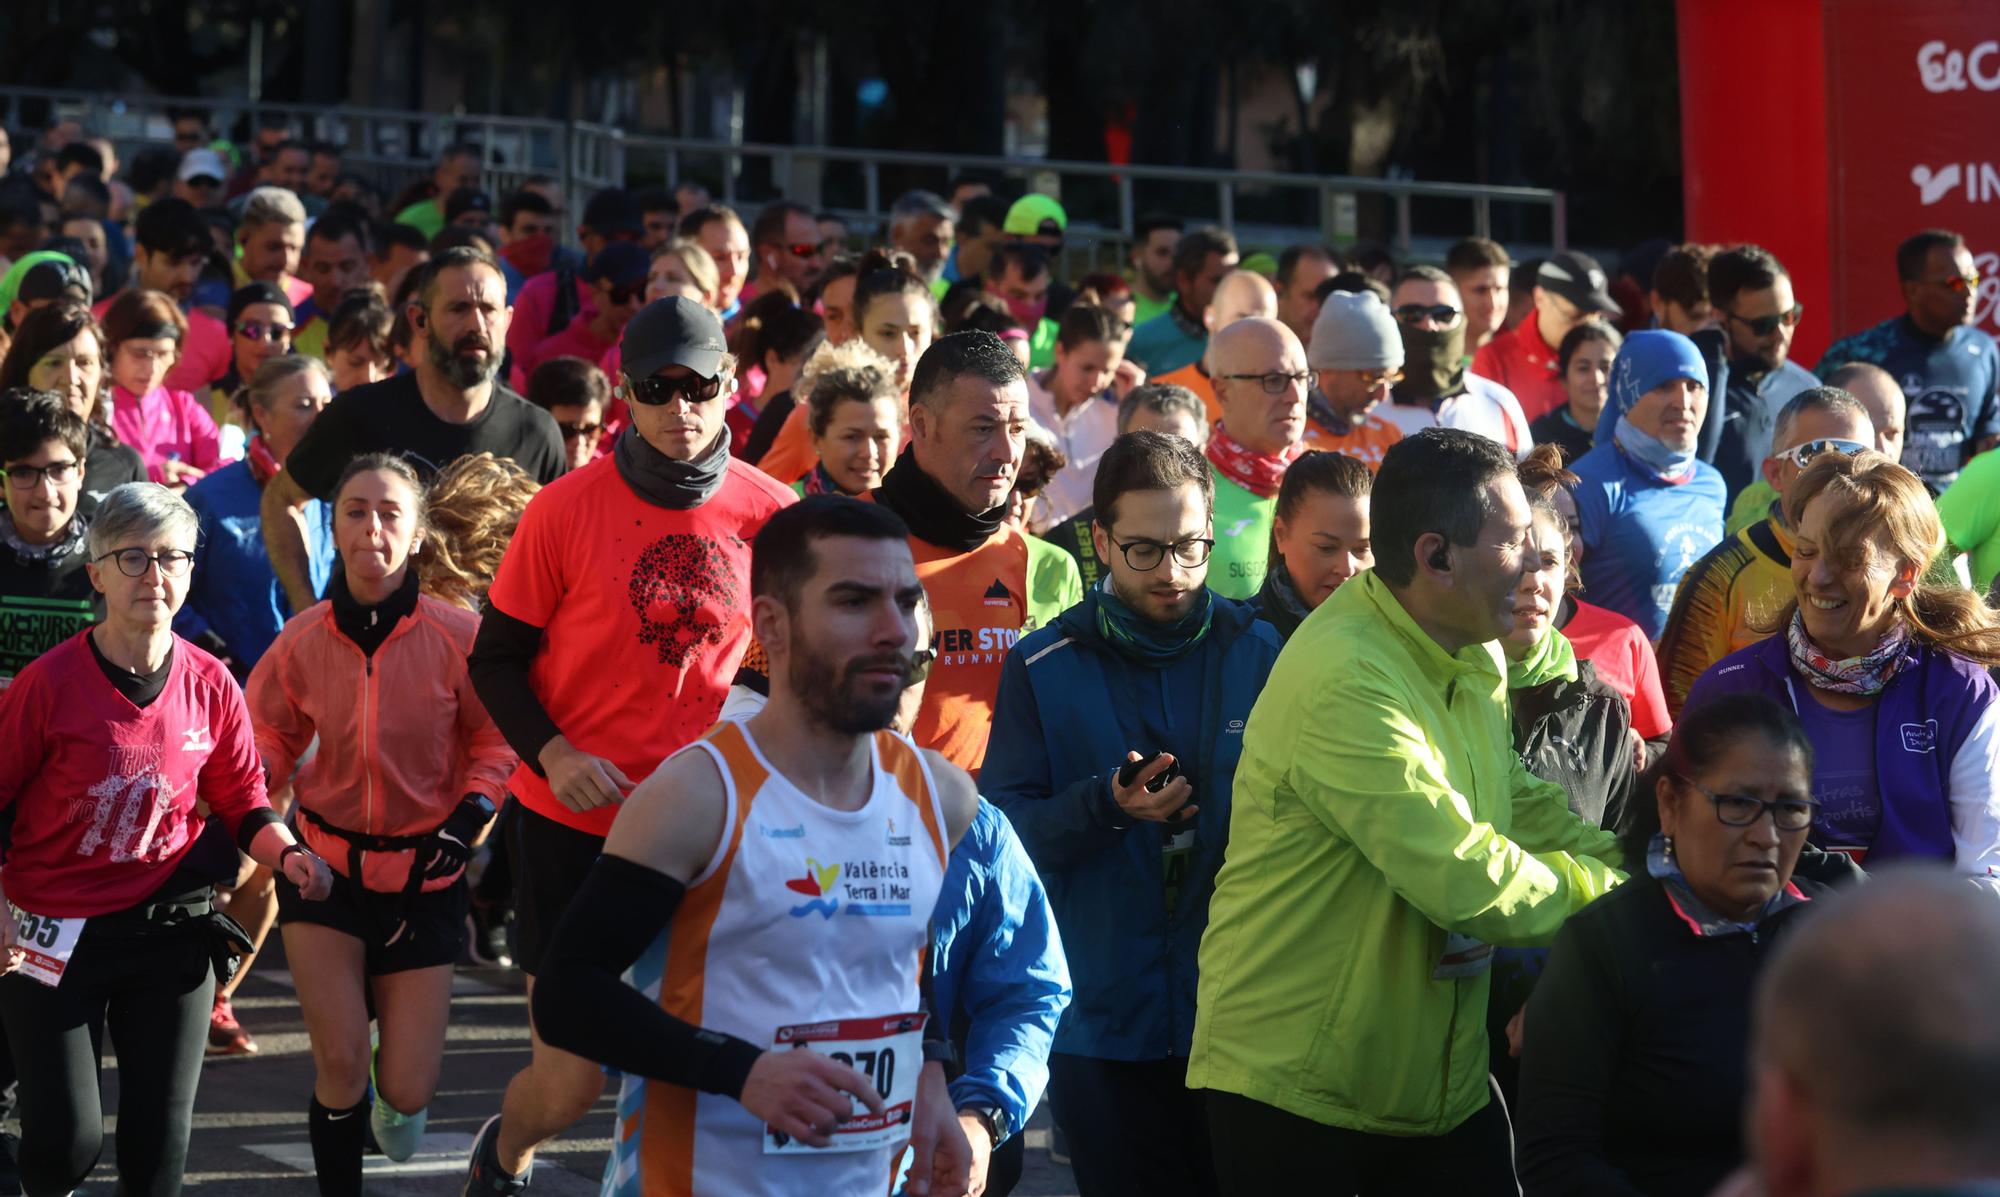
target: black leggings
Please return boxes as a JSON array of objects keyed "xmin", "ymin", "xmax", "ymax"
[{"xmin": 0, "ymin": 921, "xmax": 216, "ymax": 1197}]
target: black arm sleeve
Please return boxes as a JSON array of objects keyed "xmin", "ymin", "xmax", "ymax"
[
  {"xmin": 532, "ymin": 853, "xmax": 766, "ymax": 1097},
  {"xmin": 235, "ymin": 807, "xmax": 284, "ymax": 853},
  {"xmin": 467, "ymin": 606, "xmax": 563, "ymax": 776}
]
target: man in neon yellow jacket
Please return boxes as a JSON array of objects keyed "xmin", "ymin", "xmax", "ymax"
[{"xmin": 1189, "ymin": 427, "xmax": 1627, "ymax": 1192}]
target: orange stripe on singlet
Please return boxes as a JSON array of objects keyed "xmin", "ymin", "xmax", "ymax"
[
  {"xmin": 640, "ymin": 722, "xmax": 768, "ymax": 1196},
  {"xmin": 877, "ymin": 731, "xmax": 945, "ymax": 866}
]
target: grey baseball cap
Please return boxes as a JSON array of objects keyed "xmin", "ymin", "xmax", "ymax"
[{"xmin": 620, "ymin": 295, "xmax": 727, "ymax": 381}]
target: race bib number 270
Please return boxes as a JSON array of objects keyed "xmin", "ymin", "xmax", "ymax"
[{"xmin": 764, "ymin": 1012, "xmax": 926, "ymax": 1154}]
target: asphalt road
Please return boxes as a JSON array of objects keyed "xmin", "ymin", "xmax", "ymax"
[{"xmin": 65, "ymin": 937, "xmax": 1079, "ymax": 1196}]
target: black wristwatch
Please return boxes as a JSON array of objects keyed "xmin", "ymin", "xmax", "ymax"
[
  {"xmin": 961, "ymin": 1105, "xmax": 1008, "ymax": 1146},
  {"xmin": 464, "ymin": 793, "xmax": 498, "ymax": 821}
]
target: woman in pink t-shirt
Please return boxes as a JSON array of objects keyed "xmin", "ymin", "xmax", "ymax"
[{"xmin": 101, "ymin": 290, "xmax": 225, "ymax": 489}]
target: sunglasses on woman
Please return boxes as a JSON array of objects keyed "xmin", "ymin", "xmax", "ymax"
[{"xmin": 236, "ymin": 320, "xmax": 294, "ymax": 344}]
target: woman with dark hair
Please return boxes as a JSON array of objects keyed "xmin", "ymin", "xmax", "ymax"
[
  {"xmin": 1025, "ymin": 303, "xmax": 1129, "ymax": 532},
  {"xmin": 1529, "ymin": 320, "xmax": 1623, "ymax": 462},
  {"xmin": 0, "ymin": 391, "xmax": 99, "ymax": 684},
  {"xmin": 1687, "ymin": 450, "xmax": 2000, "ymax": 880},
  {"xmin": 756, "ymin": 249, "xmax": 934, "ymax": 484},
  {"xmin": 99, "ymin": 289, "xmax": 226, "ymax": 488},
  {"xmin": 0, "ymin": 301, "xmax": 143, "ymax": 512},
  {"xmin": 728, "ymin": 290, "xmax": 824, "ymax": 461},
  {"xmin": 1517, "ymin": 692, "xmax": 1826, "ymax": 1196},
  {"xmin": 248, "ymin": 453, "xmax": 512, "ymax": 1193},
  {"xmin": 1257, "ymin": 450, "xmax": 1372, "ymax": 640}
]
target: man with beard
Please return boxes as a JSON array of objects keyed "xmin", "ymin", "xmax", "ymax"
[
  {"xmin": 527, "ymin": 496, "xmax": 979, "ymax": 1197},
  {"xmin": 871, "ymin": 332, "xmax": 1082, "ymax": 774},
  {"xmin": 986, "ymin": 431, "xmax": 1281, "ymax": 1197},
  {"xmin": 459, "ymin": 296, "xmax": 795, "ymax": 1197},
  {"xmin": 262, "ymin": 247, "xmax": 565, "ymax": 612},
  {"xmin": 1380, "ymin": 266, "xmax": 1532, "ymax": 456},
  {"xmin": 1817, "ymin": 228, "xmax": 2000, "ymax": 492},
  {"xmin": 1703, "ymin": 245, "xmax": 1822, "ymax": 500}
]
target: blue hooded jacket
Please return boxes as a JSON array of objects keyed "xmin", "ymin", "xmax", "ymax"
[
  {"xmin": 928, "ymin": 798, "xmax": 1070, "ymax": 1138},
  {"xmin": 984, "ymin": 590, "xmax": 1281, "ymax": 1060}
]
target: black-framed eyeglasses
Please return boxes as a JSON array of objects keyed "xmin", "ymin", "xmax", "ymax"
[
  {"xmin": 558, "ymin": 420, "xmax": 603, "ymax": 440},
  {"xmin": 4, "ymin": 460, "xmax": 79, "ymax": 489},
  {"xmin": 1680, "ymin": 778, "xmax": 1818, "ymax": 832},
  {"xmin": 626, "ymin": 373, "xmax": 725, "ymax": 407},
  {"xmin": 1105, "ymin": 535, "xmax": 1214, "ymax": 571},
  {"xmin": 1720, "ymin": 305, "xmax": 1804, "ymax": 337},
  {"xmin": 236, "ymin": 320, "xmax": 294, "ymax": 344},
  {"xmin": 1776, "ymin": 438, "xmax": 1869, "ymax": 468},
  {"xmin": 94, "ymin": 548, "xmax": 195, "ymax": 578},
  {"xmin": 908, "ymin": 648, "xmax": 936, "ymax": 685},
  {"xmin": 1217, "ymin": 371, "xmax": 1311, "ymax": 396},
  {"xmin": 1394, "ymin": 303, "xmax": 1461, "ymax": 327}
]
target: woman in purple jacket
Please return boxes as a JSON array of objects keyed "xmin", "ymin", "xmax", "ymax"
[{"xmin": 1686, "ymin": 450, "xmax": 2000, "ymax": 891}]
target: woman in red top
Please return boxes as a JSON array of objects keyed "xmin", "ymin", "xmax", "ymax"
[
  {"xmin": 249, "ymin": 454, "xmax": 513, "ymax": 1196},
  {"xmin": 100, "ymin": 290, "xmax": 227, "ymax": 489},
  {"xmin": 1551, "ymin": 480, "xmax": 1673, "ymax": 750},
  {"xmin": 0, "ymin": 481, "xmax": 332, "ymax": 1197}
]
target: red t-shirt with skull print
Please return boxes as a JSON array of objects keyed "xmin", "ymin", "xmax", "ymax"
[{"xmin": 487, "ymin": 452, "xmax": 795, "ymax": 835}]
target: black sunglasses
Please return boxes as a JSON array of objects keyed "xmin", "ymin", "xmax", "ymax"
[
  {"xmin": 626, "ymin": 373, "xmax": 725, "ymax": 406},
  {"xmin": 1394, "ymin": 303, "xmax": 1461, "ymax": 327},
  {"xmin": 1721, "ymin": 305, "xmax": 1804, "ymax": 337},
  {"xmin": 605, "ymin": 282, "xmax": 645, "ymax": 306}
]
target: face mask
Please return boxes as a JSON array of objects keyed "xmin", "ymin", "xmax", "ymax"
[
  {"xmin": 500, "ymin": 234, "xmax": 555, "ymax": 279},
  {"xmin": 1004, "ymin": 294, "xmax": 1047, "ymax": 328},
  {"xmin": 1392, "ymin": 323, "xmax": 1468, "ymax": 403}
]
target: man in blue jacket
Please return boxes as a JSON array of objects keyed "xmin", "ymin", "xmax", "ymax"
[{"xmin": 985, "ymin": 430, "xmax": 1283, "ymax": 1197}]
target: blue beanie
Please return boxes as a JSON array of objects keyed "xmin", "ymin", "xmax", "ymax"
[{"xmin": 1608, "ymin": 329, "xmax": 1707, "ymax": 420}]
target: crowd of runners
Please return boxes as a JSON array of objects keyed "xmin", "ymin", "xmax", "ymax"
[{"xmin": 0, "ymin": 109, "xmax": 1998, "ymax": 1197}]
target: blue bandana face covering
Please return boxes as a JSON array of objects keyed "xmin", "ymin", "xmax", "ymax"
[{"xmin": 1613, "ymin": 415, "xmax": 1699, "ymax": 483}]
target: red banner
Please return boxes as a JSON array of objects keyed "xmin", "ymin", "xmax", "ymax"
[
  {"xmin": 1681, "ymin": 0, "xmax": 2000, "ymax": 368},
  {"xmin": 1825, "ymin": 0, "xmax": 2000, "ymax": 348}
]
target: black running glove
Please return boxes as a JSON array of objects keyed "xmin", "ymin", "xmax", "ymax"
[{"xmin": 421, "ymin": 795, "xmax": 494, "ymax": 881}]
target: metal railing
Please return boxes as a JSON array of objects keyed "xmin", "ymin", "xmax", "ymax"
[{"xmin": 1, "ymin": 86, "xmax": 1566, "ymax": 263}]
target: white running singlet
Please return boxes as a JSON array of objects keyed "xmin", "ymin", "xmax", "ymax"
[{"xmin": 601, "ymin": 718, "xmax": 948, "ymax": 1197}]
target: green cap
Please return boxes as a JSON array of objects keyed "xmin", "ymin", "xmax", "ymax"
[
  {"xmin": 1003, "ymin": 194, "xmax": 1068, "ymax": 237},
  {"xmin": 0, "ymin": 251, "xmax": 78, "ymax": 319},
  {"xmin": 1240, "ymin": 252, "xmax": 1278, "ymax": 278}
]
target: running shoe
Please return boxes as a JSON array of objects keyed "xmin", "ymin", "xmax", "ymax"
[
  {"xmin": 466, "ymin": 899, "xmax": 513, "ymax": 968},
  {"xmin": 461, "ymin": 1114, "xmax": 529, "ymax": 1196},
  {"xmin": 371, "ymin": 1092, "xmax": 428, "ymax": 1163},
  {"xmin": 206, "ymin": 993, "xmax": 258, "ymax": 1056}
]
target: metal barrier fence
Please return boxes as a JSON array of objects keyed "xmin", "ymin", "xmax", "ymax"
[{"xmin": 1, "ymin": 86, "xmax": 1566, "ymax": 264}]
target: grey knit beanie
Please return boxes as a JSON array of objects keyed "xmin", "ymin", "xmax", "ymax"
[{"xmin": 1308, "ymin": 291, "xmax": 1405, "ymax": 372}]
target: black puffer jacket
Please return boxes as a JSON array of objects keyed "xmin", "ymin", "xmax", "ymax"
[{"xmin": 1511, "ymin": 659, "xmax": 1636, "ymax": 831}]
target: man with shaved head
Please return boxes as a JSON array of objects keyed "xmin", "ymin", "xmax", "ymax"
[
  {"xmin": 1203, "ymin": 317, "xmax": 1309, "ymax": 598},
  {"xmin": 1749, "ymin": 867, "xmax": 2000, "ymax": 1197},
  {"xmin": 1154, "ymin": 268, "xmax": 1280, "ymax": 425}
]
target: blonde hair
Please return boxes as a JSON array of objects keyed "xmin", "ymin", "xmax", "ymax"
[
  {"xmin": 654, "ymin": 237, "xmax": 720, "ymax": 304},
  {"xmin": 1781, "ymin": 449, "xmax": 2000, "ymax": 666},
  {"xmin": 415, "ymin": 452, "xmax": 541, "ymax": 610},
  {"xmin": 799, "ymin": 338, "xmax": 899, "ymax": 437}
]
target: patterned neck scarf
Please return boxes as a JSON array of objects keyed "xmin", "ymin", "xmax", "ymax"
[
  {"xmin": 1205, "ymin": 425, "xmax": 1302, "ymax": 499},
  {"xmin": 1786, "ymin": 608, "xmax": 1913, "ymax": 696},
  {"xmin": 245, "ymin": 434, "xmax": 281, "ymax": 485}
]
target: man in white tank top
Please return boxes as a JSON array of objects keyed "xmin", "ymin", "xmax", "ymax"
[{"xmin": 527, "ymin": 496, "xmax": 979, "ymax": 1197}]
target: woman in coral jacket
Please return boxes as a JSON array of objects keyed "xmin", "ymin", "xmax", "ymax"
[{"xmin": 248, "ymin": 452, "xmax": 515, "ymax": 1197}]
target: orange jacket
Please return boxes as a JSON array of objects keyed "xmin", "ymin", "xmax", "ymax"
[{"xmin": 247, "ymin": 593, "xmax": 515, "ymax": 893}]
